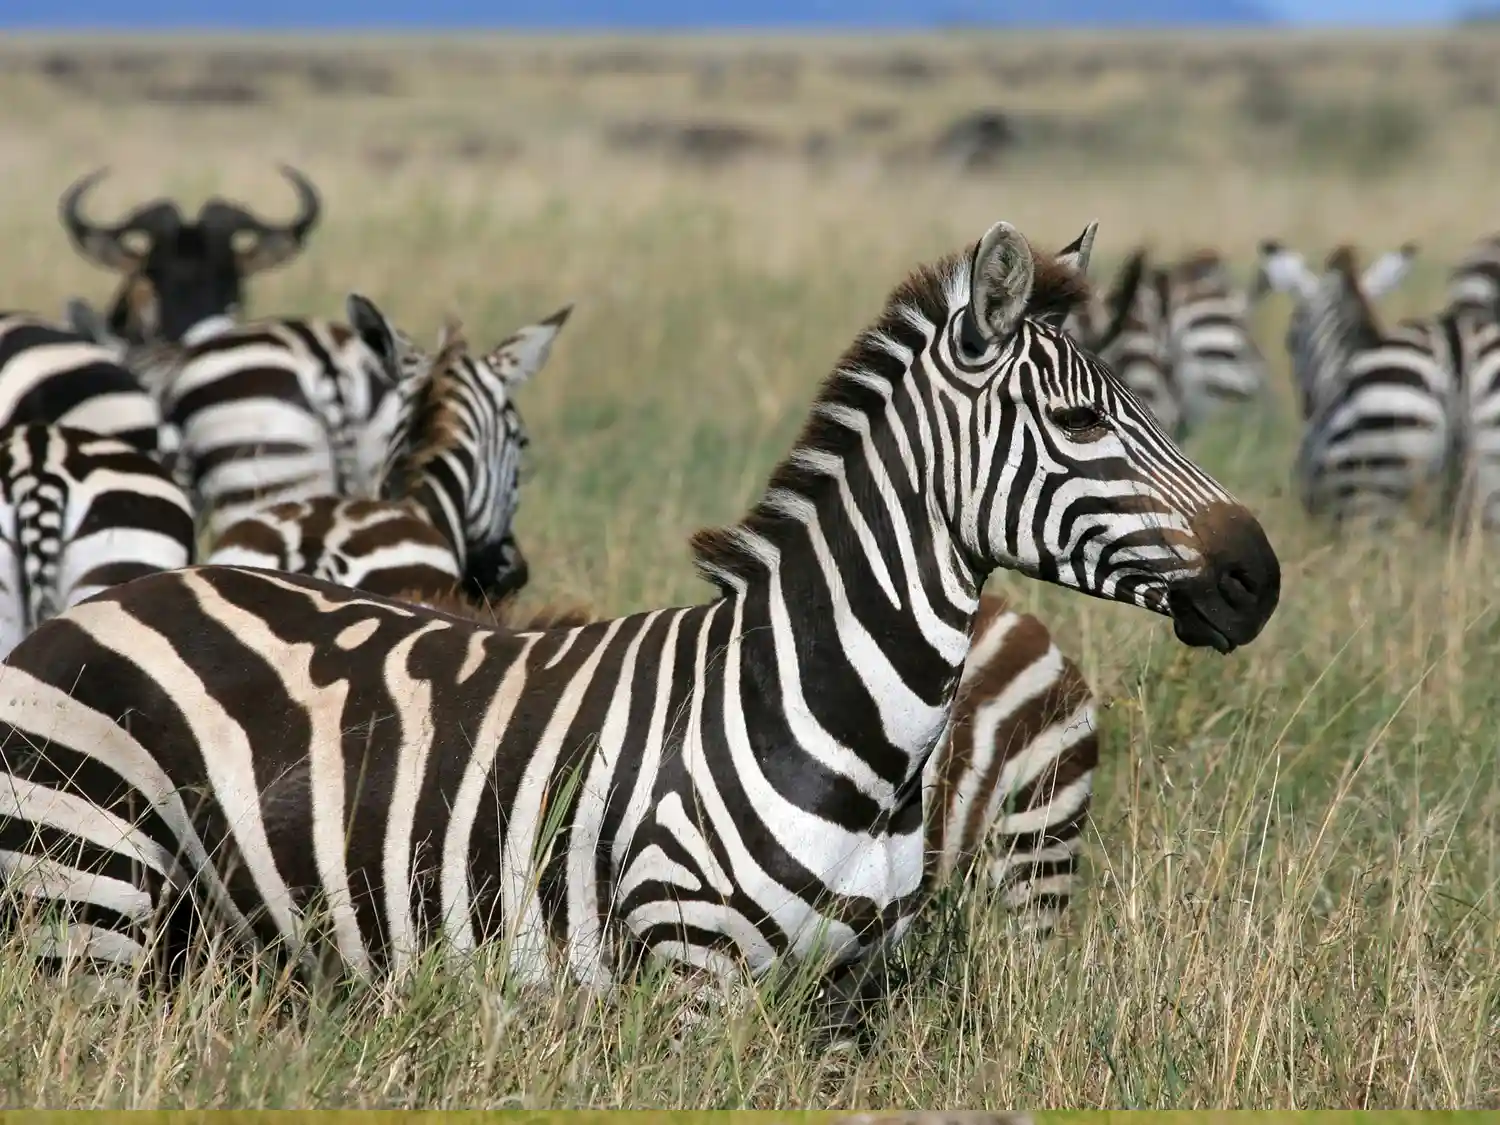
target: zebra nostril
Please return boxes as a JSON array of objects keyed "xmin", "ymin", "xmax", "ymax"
[{"xmin": 1219, "ymin": 567, "xmax": 1255, "ymax": 607}]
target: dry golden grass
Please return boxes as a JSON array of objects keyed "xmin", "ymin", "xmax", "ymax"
[{"xmin": 0, "ymin": 32, "xmax": 1497, "ymax": 1109}]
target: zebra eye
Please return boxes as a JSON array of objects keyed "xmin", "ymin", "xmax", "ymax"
[{"xmin": 1049, "ymin": 405, "xmax": 1106, "ymax": 435}]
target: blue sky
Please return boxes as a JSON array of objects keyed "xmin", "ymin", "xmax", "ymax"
[{"xmin": 0, "ymin": 0, "xmax": 1464, "ymax": 27}]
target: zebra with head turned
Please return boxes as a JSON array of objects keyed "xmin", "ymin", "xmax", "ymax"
[
  {"xmin": 0, "ymin": 424, "xmax": 195, "ymax": 657},
  {"xmin": 0, "ymin": 312, "xmax": 164, "ymax": 458},
  {"xmin": 59, "ymin": 165, "xmax": 321, "ymax": 347},
  {"xmin": 0, "ymin": 217, "xmax": 1279, "ymax": 1037},
  {"xmin": 207, "ymin": 295, "xmax": 571, "ymax": 605},
  {"xmin": 1255, "ymin": 241, "xmax": 1457, "ymax": 528},
  {"xmin": 1159, "ymin": 249, "xmax": 1268, "ymax": 432},
  {"xmin": 1064, "ymin": 247, "xmax": 1181, "ymax": 439}
]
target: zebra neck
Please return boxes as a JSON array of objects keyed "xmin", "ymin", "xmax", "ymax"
[
  {"xmin": 722, "ymin": 478, "xmax": 981, "ymax": 805},
  {"xmin": 405, "ymin": 473, "xmax": 469, "ymax": 567}
]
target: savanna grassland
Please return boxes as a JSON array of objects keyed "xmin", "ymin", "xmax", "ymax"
[{"xmin": 0, "ymin": 28, "xmax": 1498, "ymax": 1109}]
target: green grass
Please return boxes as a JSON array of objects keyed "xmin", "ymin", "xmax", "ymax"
[{"xmin": 0, "ymin": 34, "xmax": 1497, "ymax": 1108}]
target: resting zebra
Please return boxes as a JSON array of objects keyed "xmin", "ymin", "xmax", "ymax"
[
  {"xmin": 0, "ymin": 219, "xmax": 1279, "ymax": 1030},
  {"xmin": 413, "ymin": 583, "xmax": 1099, "ymax": 944},
  {"xmin": 208, "ymin": 296, "xmax": 570, "ymax": 605},
  {"xmin": 0, "ymin": 312, "xmax": 163, "ymax": 457},
  {"xmin": 68, "ymin": 302, "xmax": 401, "ymax": 546},
  {"xmin": 1256, "ymin": 241, "xmax": 1455, "ymax": 528},
  {"xmin": 1160, "ymin": 250, "xmax": 1267, "ymax": 432},
  {"xmin": 0, "ymin": 424, "xmax": 194, "ymax": 656}
]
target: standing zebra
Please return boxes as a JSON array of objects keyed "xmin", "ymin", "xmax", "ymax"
[
  {"xmin": 0, "ymin": 219, "xmax": 1279, "ymax": 1020},
  {"xmin": 1440, "ymin": 236, "xmax": 1500, "ymax": 532},
  {"xmin": 1256, "ymin": 241, "xmax": 1456, "ymax": 527},
  {"xmin": 1160, "ymin": 250, "xmax": 1267, "ymax": 432},
  {"xmin": 0, "ymin": 424, "xmax": 194, "ymax": 656},
  {"xmin": 0, "ymin": 312, "xmax": 163, "ymax": 457},
  {"xmin": 59, "ymin": 165, "xmax": 321, "ymax": 347},
  {"xmin": 207, "ymin": 295, "xmax": 571, "ymax": 605},
  {"xmin": 68, "ymin": 303, "xmax": 402, "ymax": 546}
]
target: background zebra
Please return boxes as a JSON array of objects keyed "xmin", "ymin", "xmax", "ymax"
[
  {"xmin": 0, "ymin": 218, "xmax": 1279, "ymax": 1033},
  {"xmin": 1159, "ymin": 249, "xmax": 1267, "ymax": 432},
  {"xmin": 69, "ymin": 302, "xmax": 403, "ymax": 546},
  {"xmin": 1447, "ymin": 233, "xmax": 1500, "ymax": 317},
  {"xmin": 59, "ymin": 165, "xmax": 322, "ymax": 347},
  {"xmin": 1256, "ymin": 242, "xmax": 1455, "ymax": 528},
  {"xmin": 1067, "ymin": 248, "xmax": 1182, "ymax": 438},
  {"xmin": 207, "ymin": 294, "xmax": 571, "ymax": 604},
  {"xmin": 0, "ymin": 312, "xmax": 163, "ymax": 457},
  {"xmin": 0, "ymin": 423, "xmax": 195, "ymax": 656}
]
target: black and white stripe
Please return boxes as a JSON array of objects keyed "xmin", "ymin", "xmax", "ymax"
[
  {"xmin": 1256, "ymin": 242, "xmax": 1455, "ymax": 527},
  {"xmin": 1160, "ymin": 251, "xmax": 1268, "ymax": 431},
  {"xmin": 0, "ymin": 424, "xmax": 194, "ymax": 656},
  {"xmin": 71, "ymin": 306, "xmax": 402, "ymax": 545},
  {"xmin": 1442, "ymin": 236, "xmax": 1500, "ymax": 532},
  {"xmin": 1447, "ymin": 233, "xmax": 1500, "ymax": 319},
  {"xmin": 0, "ymin": 312, "xmax": 163, "ymax": 457},
  {"xmin": 0, "ymin": 220, "xmax": 1279, "ymax": 1016},
  {"xmin": 207, "ymin": 296, "xmax": 571, "ymax": 604}
]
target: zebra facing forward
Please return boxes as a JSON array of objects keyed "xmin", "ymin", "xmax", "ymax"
[
  {"xmin": 1256, "ymin": 241, "xmax": 1455, "ymax": 528},
  {"xmin": 0, "ymin": 424, "xmax": 194, "ymax": 656},
  {"xmin": 0, "ymin": 219, "xmax": 1279, "ymax": 1024},
  {"xmin": 0, "ymin": 313, "xmax": 163, "ymax": 457},
  {"xmin": 208, "ymin": 295, "xmax": 571, "ymax": 605},
  {"xmin": 1159, "ymin": 250, "xmax": 1267, "ymax": 432}
]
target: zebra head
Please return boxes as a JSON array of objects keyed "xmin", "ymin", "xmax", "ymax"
[
  {"xmin": 943, "ymin": 220, "xmax": 1278, "ymax": 651},
  {"xmin": 346, "ymin": 293, "xmax": 573, "ymax": 600},
  {"xmin": 1253, "ymin": 239, "xmax": 1416, "ymax": 417},
  {"xmin": 59, "ymin": 165, "xmax": 321, "ymax": 346}
]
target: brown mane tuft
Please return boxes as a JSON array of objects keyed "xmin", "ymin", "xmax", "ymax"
[
  {"xmin": 382, "ymin": 320, "xmax": 474, "ymax": 499},
  {"xmin": 1324, "ymin": 245, "xmax": 1384, "ymax": 344},
  {"xmin": 396, "ymin": 585, "xmax": 596, "ymax": 630}
]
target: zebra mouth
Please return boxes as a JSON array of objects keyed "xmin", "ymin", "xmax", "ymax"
[{"xmin": 1167, "ymin": 593, "xmax": 1237, "ymax": 654}]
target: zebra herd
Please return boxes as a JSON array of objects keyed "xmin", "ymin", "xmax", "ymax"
[
  {"xmin": 1087, "ymin": 233, "xmax": 1500, "ymax": 534},
  {"xmin": 0, "ymin": 166, "xmax": 1293, "ymax": 1044}
]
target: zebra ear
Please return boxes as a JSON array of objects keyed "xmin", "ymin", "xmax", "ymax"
[
  {"xmin": 486, "ymin": 304, "xmax": 574, "ymax": 388},
  {"xmin": 346, "ymin": 293, "xmax": 401, "ymax": 377},
  {"xmin": 1255, "ymin": 241, "xmax": 1318, "ymax": 299},
  {"xmin": 1360, "ymin": 243, "xmax": 1417, "ymax": 299},
  {"xmin": 1055, "ymin": 220, "xmax": 1099, "ymax": 278},
  {"xmin": 966, "ymin": 222, "xmax": 1035, "ymax": 346}
]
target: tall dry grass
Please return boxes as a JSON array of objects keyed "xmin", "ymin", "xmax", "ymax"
[{"xmin": 0, "ymin": 32, "xmax": 1496, "ymax": 1109}]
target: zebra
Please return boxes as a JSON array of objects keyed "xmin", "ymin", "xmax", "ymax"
[
  {"xmin": 206, "ymin": 295, "xmax": 572, "ymax": 605},
  {"xmin": 1447, "ymin": 233, "xmax": 1500, "ymax": 318},
  {"xmin": 1066, "ymin": 248, "xmax": 1182, "ymax": 439},
  {"xmin": 1159, "ymin": 250, "xmax": 1268, "ymax": 432},
  {"xmin": 1252, "ymin": 238, "xmax": 1419, "ymax": 421},
  {"xmin": 0, "ymin": 312, "xmax": 163, "ymax": 457},
  {"xmin": 66, "ymin": 302, "xmax": 402, "ymax": 547},
  {"xmin": 0, "ymin": 218, "xmax": 1280, "ymax": 1028},
  {"xmin": 1255, "ymin": 241, "xmax": 1456, "ymax": 528},
  {"xmin": 59, "ymin": 165, "xmax": 321, "ymax": 347},
  {"xmin": 0, "ymin": 424, "xmax": 195, "ymax": 657}
]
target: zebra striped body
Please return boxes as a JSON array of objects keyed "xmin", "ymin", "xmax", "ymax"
[
  {"xmin": 0, "ymin": 424, "xmax": 194, "ymax": 656},
  {"xmin": 0, "ymin": 313, "xmax": 162, "ymax": 456},
  {"xmin": 1447, "ymin": 234, "xmax": 1500, "ymax": 317},
  {"xmin": 75, "ymin": 310, "xmax": 402, "ymax": 545},
  {"xmin": 1257, "ymin": 243, "xmax": 1455, "ymax": 527},
  {"xmin": 1160, "ymin": 251, "xmax": 1267, "ymax": 432},
  {"xmin": 207, "ymin": 297, "xmax": 568, "ymax": 605},
  {"xmin": 0, "ymin": 220, "xmax": 1278, "ymax": 1012}
]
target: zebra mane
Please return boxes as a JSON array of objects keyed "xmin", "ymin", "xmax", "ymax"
[
  {"xmin": 382, "ymin": 318, "xmax": 473, "ymax": 498},
  {"xmin": 1325, "ymin": 245, "xmax": 1385, "ymax": 349},
  {"xmin": 392, "ymin": 584, "xmax": 596, "ymax": 630},
  {"xmin": 689, "ymin": 243, "xmax": 1092, "ymax": 592}
]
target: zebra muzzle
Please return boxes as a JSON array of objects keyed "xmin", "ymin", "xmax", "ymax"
[{"xmin": 1166, "ymin": 500, "xmax": 1281, "ymax": 654}]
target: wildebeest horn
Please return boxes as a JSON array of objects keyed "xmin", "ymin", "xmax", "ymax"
[
  {"xmin": 59, "ymin": 167, "xmax": 183, "ymax": 272},
  {"xmin": 200, "ymin": 164, "xmax": 322, "ymax": 276}
]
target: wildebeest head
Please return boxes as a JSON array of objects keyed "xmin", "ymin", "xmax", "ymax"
[{"xmin": 59, "ymin": 164, "xmax": 321, "ymax": 345}]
